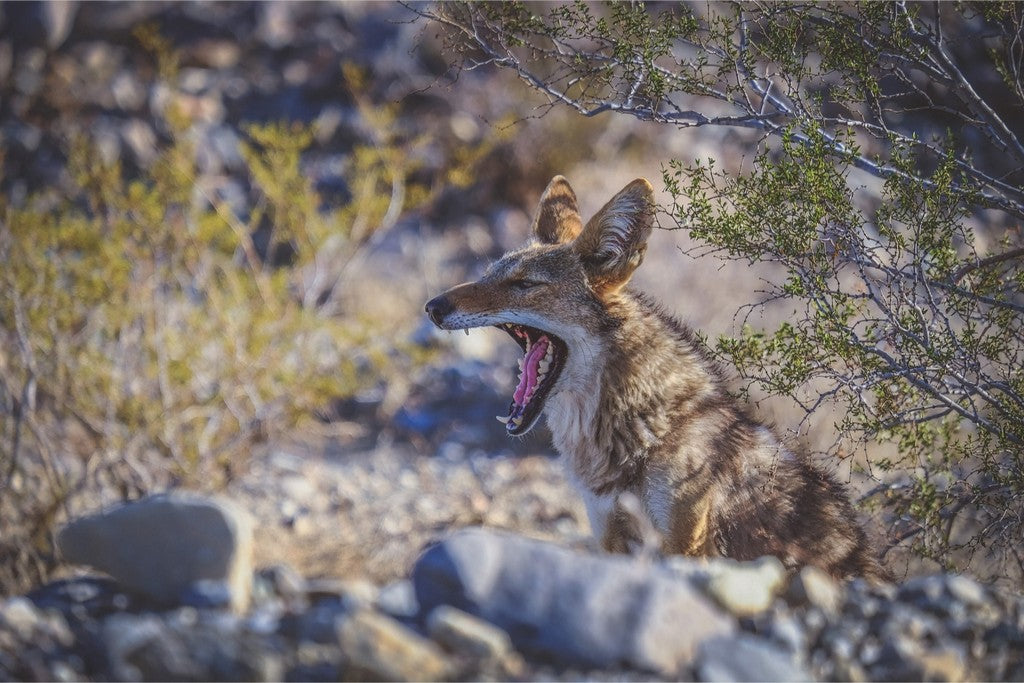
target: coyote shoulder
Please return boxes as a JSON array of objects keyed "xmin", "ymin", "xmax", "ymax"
[{"xmin": 426, "ymin": 176, "xmax": 887, "ymax": 580}]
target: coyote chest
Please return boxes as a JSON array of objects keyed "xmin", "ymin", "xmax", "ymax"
[{"xmin": 425, "ymin": 175, "xmax": 888, "ymax": 580}]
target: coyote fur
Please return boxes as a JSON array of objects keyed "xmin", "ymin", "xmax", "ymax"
[{"xmin": 425, "ymin": 176, "xmax": 887, "ymax": 580}]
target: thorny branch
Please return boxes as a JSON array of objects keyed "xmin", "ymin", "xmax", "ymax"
[{"xmin": 417, "ymin": 2, "xmax": 1024, "ymax": 218}]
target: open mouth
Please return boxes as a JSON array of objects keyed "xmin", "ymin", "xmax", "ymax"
[{"xmin": 493, "ymin": 323, "xmax": 567, "ymax": 436}]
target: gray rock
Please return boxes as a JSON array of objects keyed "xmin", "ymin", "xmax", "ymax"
[
  {"xmin": 191, "ymin": 40, "xmax": 241, "ymax": 69},
  {"xmin": 869, "ymin": 634, "xmax": 967, "ymax": 682},
  {"xmin": 41, "ymin": 0, "xmax": 79, "ymax": 49},
  {"xmin": 377, "ymin": 579, "xmax": 419, "ymax": 619},
  {"xmin": 103, "ymin": 613, "xmax": 199, "ymax": 681},
  {"xmin": 37, "ymin": 610, "xmax": 74, "ymax": 649},
  {"xmin": 427, "ymin": 605, "xmax": 513, "ymax": 661},
  {"xmin": 179, "ymin": 579, "xmax": 233, "ymax": 609},
  {"xmin": 121, "ymin": 119, "xmax": 156, "ymax": 166},
  {"xmin": 111, "ymin": 73, "xmax": 146, "ymax": 111},
  {"xmin": 698, "ymin": 634, "xmax": 812, "ymax": 682},
  {"xmin": 57, "ymin": 492, "xmax": 254, "ymax": 613},
  {"xmin": 281, "ymin": 603, "xmax": 345, "ymax": 644},
  {"xmin": 337, "ymin": 609, "xmax": 450, "ymax": 681},
  {"xmin": 899, "ymin": 574, "xmax": 947, "ymax": 610},
  {"xmin": 258, "ymin": 564, "xmax": 306, "ymax": 604},
  {"xmin": 834, "ymin": 656, "xmax": 870, "ymax": 682},
  {"xmin": 767, "ymin": 613, "xmax": 807, "ymax": 654},
  {"xmin": 413, "ymin": 527, "xmax": 732, "ymax": 676},
  {"xmin": 14, "ymin": 48, "xmax": 46, "ymax": 98}
]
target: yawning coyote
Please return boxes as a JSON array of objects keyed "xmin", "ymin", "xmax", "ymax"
[{"xmin": 425, "ymin": 176, "xmax": 887, "ymax": 580}]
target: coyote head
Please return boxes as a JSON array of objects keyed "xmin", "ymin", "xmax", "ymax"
[{"xmin": 425, "ymin": 176, "xmax": 655, "ymax": 436}]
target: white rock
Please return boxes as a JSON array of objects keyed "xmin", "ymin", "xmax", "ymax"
[
  {"xmin": 787, "ymin": 565, "xmax": 843, "ymax": 614},
  {"xmin": 0, "ymin": 597, "xmax": 40, "ymax": 640},
  {"xmin": 703, "ymin": 556, "xmax": 787, "ymax": 617}
]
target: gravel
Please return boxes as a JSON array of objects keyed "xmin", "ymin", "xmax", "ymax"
[{"xmin": 7, "ymin": 516, "xmax": 1024, "ymax": 681}]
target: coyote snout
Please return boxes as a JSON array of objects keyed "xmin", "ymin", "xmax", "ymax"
[{"xmin": 426, "ymin": 175, "xmax": 888, "ymax": 581}]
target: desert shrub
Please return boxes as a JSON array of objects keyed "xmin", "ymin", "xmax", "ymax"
[
  {"xmin": 0, "ymin": 66, "xmax": 482, "ymax": 594},
  {"xmin": 421, "ymin": 1, "xmax": 1024, "ymax": 580}
]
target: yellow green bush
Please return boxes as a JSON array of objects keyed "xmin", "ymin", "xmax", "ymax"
[{"xmin": 0, "ymin": 92, "xmax": 476, "ymax": 593}]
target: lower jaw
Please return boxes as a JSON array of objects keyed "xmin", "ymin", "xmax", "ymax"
[{"xmin": 505, "ymin": 404, "xmax": 544, "ymax": 436}]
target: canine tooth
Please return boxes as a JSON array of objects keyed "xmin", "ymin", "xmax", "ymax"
[{"xmin": 496, "ymin": 415, "xmax": 510, "ymax": 424}]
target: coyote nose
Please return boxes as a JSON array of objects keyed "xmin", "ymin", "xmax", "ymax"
[{"xmin": 425, "ymin": 295, "xmax": 453, "ymax": 328}]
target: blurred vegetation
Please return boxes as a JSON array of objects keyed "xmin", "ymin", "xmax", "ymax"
[
  {"xmin": 425, "ymin": 1, "xmax": 1024, "ymax": 580},
  {"xmin": 0, "ymin": 28, "xmax": 486, "ymax": 594}
]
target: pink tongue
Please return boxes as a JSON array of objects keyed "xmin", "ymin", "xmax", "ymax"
[{"xmin": 513, "ymin": 337, "xmax": 548, "ymax": 405}]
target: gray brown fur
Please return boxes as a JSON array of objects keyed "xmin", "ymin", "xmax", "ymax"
[{"xmin": 426, "ymin": 176, "xmax": 889, "ymax": 581}]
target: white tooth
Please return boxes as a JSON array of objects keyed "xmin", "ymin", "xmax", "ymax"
[
  {"xmin": 538, "ymin": 359, "xmax": 550, "ymax": 372},
  {"xmin": 511, "ymin": 416, "xmax": 522, "ymax": 427},
  {"xmin": 517, "ymin": 358, "xmax": 525, "ymax": 371},
  {"xmin": 496, "ymin": 415, "xmax": 510, "ymax": 424}
]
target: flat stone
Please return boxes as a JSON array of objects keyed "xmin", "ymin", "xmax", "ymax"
[
  {"xmin": 413, "ymin": 527, "xmax": 732, "ymax": 676},
  {"xmin": 698, "ymin": 634, "xmax": 812, "ymax": 682},
  {"xmin": 57, "ymin": 492, "xmax": 254, "ymax": 613},
  {"xmin": 426, "ymin": 605, "xmax": 513, "ymax": 660},
  {"xmin": 337, "ymin": 609, "xmax": 450, "ymax": 681}
]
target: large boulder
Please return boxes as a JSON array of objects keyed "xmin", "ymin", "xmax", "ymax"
[
  {"xmin": 57, "ymin": 492, "xmax": 254, "ymax": 613},
  {"xmin": 412, "ymin": 527, "xmax": 733, "ymax": 677}
]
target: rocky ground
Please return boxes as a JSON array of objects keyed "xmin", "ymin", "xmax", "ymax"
[{"xmin": 3, "ymin": 493, "xmax": 1024, "ymax": 682}]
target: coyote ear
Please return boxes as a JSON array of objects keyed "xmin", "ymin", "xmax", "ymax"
[
  {"xmin": 574, "ymin": 178, "xmax": 655, "ymax": 294},
  {"xmin": 532, "ymin": 175, "xmax": 583, "ymax": 245}
]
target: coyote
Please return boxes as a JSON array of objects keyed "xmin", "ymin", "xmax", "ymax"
[{"xmin": 425, "ymin": 176, "xmax": 887, "ymax": 580}]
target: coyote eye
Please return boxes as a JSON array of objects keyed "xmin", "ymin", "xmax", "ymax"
[{"xmin": 511, "ymin": 279, "xmax": 543, "ymax": 290}]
